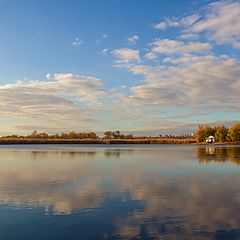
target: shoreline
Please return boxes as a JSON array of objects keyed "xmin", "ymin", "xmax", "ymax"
[
  {"xmin": 0, "ymin": 138, "xmax": 196, "ymax": 145},
  {"xmin": 0, "ymin": 138, "xmax": 239, "ymax": 145}
]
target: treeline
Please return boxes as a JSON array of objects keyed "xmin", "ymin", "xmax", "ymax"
[
  {"xmin": 103, "ymin": 131, "xmax": 133, "ymax": 139},
  {"xmin": 103, "ymin": 131, "xmax": 193, "ymax": 139},
  {"xmin": 196, "ymin": 123, "xmax": 240, "ymax": 143},
  {"xmin": 2, "ymin": 130, "xmax": 99, "ymax": 139},
  {"xmin": 2, "ymin": 130, "xmax": 194, "ymax": 140},
  {"xmin": 2, "ymin": 130, "xmax": 132, "ymax": 140}
]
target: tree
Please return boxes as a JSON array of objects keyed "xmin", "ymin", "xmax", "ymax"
[
  {"xmin": 196, "ymin": 125, "xmax": 206, "ymax": 143},
  {"xmin": 215, "ymin": 126, "xmax": 228, "ymax": 142},
  {"xmin": 30, "ymin": 130, "xmax": 38, "ymax": 138},
  {"xmin": 196, "ymin": 125, "xmax": 217, "ymax": 143},
  {"xmin": 104, "ymin": 131, "xmax": 112, "ymax": 139},
  {"xmin": 84, "ymin": 132, "xmax": 97, "ymax": 139},
  {"xmin": 205, "ymin": 126, "xmax": 216, "ymax": 137},
  {"xmin": 112, "ymin": 130, "xmax": 120, "ymax": 139},
  {"xmin": 124, "ymin": 134, "xmax": 133, "ymax": 139},
  {"xmin": 228, "ymin": 123, "xmax": 240, "ymax": 142},
  {"xmin": 38, "ymin": 132, "xmax": 49, "ymax": 139}
]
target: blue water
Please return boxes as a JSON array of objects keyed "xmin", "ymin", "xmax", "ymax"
[{"xmin": 0, "ymin": 144, "xmax": 240, "ymax": 240}]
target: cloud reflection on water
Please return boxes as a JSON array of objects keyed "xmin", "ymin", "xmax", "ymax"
[{"xmin": 0, "ymin": 146, "xmax": 240, "ymax": 239}]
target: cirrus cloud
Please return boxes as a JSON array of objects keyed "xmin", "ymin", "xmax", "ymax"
[
  {"xmin": 155, "ymin": 1, "xmax": 240, "ymax": 48},
  {"xmin": 188, "ymin": 1, "xmax": 240, "ymax": 48}
]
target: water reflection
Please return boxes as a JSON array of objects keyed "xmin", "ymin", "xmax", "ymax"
[
  {"xmin": 0, "ymin": 145, "xmax": 240, "ymax": 239},
  {"xmin": 104, "ymin": 149, "xmax": 133, "ymax": 158},
  {"xmin": 197, "ymin": 146, "xmax": 240, "ymax": 165}
]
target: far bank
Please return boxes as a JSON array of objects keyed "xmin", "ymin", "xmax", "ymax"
[{"xmin": 0, "ymin": 138, "xmax": 196, "ymax": 145}]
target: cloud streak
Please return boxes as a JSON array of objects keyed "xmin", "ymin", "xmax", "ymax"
[
  {"xmin": 155, "ymin": 1, "xmax": 240, "ymax": 48},
  {"xmin": 188, "ymin": 1, "xmax": 240, "ymax": 48}
]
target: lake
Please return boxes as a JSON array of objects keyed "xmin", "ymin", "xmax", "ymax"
[{"xmin": 0, "ymin": 144, "xmax": 240, "ymax": 240}]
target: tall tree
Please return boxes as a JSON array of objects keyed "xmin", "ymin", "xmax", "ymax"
[
  {"xmin": 196, "ymin": 125, "xmax": 206, "ymax": 143},
  {"xmin": 215, "ymin": 126, "xmax": 228, "ymax": 142},
  {"xmin": 228, "ymin": 123, "xmax": 240, "ymax": 142}
]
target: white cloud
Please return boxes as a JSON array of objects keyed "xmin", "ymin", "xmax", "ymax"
[
  {"xmin": 46, "ymin": 73, "xmax": 52, "ymax": 79},
  {"xmin": 154, "ymin": 14, "xmax": 200, "ymax": 30},
  {"xmin": 0, "ymin": 73, "xmax": 108, "ymax": 121},
  {"xmin": 72, "ymin": 38, "xmax": 83, "ymax": 46},
  {"xmin": 127, "ymin": 35, "xmax": 139, "ymax": 44},
  {"xmin": 166, "ymin": 18, "xmax": 180, "ymax": 27},
  {"xmin": 152, "ymin": 39, "xmax": 212, "ymax": 55},
  {"xmin": 187, "ymin": 1, "xmax": 240, "ymax": 48},
  {"xmin": 52, "ymin": 73, "xmax": 107, "ymax": 104},
  {"xmin": 112, "ymin": 48, "xmax": 141, "ymax": 63},
  {"xmin": 154, "ymin": 22, "xmax": 167, "ymax": 30},
  {"xmin": 179, "ymin": 33, "xmax": 199, "ymax": 40},
  {"xmin": 154, "ymin": 1, "xmax": 240, "ymax": 48},
  {"xmin": 144, "ymin": 52, "xmax": 158, "ymax": 60},
  {"xmin": 101, "ymin": 48, "xmax": 109, "ymax": 55},
  {"xmin": 158, "ymin": 1, "xmax": 240, "ymax": 48},
  {"xmin": 114, "ymin": 54, "xmax": 240, "ymax": 109},
  {"xmin": 180, "ymin": 14, "xmax": 200, "ymax": 27}
]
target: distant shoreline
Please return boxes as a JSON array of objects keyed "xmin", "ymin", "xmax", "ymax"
[
  {"xmin": 1, "ymin": 138, "xmax": 239, "ymax": 145},
  {"xmin": 0, "ymin": 138, "xmax": 196, "ymax": 145}
]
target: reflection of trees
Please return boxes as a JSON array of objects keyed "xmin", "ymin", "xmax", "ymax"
[
  {"xmin": 104, "ymin": 149, "xmax": 133, "ymax": 158},
  {"xmin": 29, "ymin": 149, "xmax": 134, "ymax": 159},
  {"xmin": 30, "ymin": 150, "xmax": 96, "ymax": 159},
  {"xmin": 197, "ymin": 146, "xmax": 240, "ymax": 165}
]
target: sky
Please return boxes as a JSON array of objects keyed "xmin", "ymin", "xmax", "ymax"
[{"xmin": 0, "ymin": 0, "xmax": 240, "ymax": 135}]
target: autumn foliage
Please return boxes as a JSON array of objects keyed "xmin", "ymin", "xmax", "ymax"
[{"xmin": 196, "ymin": 123, "xmax": 240, "ymax": 143}]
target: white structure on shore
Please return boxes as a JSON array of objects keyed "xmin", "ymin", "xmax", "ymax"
[{"xmin": 206, "ymin": 135, "xmax": 215, "ymax": 143}]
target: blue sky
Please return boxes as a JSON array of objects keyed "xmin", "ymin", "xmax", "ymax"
[{"xmin": 0, "ymin": 0, "xmax": 240, "ymax": 135}]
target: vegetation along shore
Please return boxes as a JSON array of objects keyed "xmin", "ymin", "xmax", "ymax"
[
  {"xmin": 0, "ymin": 130, "xmax": 195, "ymax": 144},
  {"xmin": 0, "ymin": 123, "xmax": 239, "ymax": 145},
  {"xmin": 196, "ymin": 123, "xmax": 240, "ymax": 144}
]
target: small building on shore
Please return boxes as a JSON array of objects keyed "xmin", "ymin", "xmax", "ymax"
[{"xmin": 206, "ymin": 135, "xmax": 215, "ymax": 143}]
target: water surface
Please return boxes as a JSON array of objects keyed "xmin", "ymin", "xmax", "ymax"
[{"xmin": 0, "ymin": 144, "xmax": 240, "ymax": 240}]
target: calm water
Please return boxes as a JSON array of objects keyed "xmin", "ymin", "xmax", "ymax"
[{"xmin": 0, "ymin": 144, "xmax": 240, "ymax": 240}]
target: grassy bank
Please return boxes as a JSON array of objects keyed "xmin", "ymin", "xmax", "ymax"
[
  {"xmin": 0, "ymin": 138, "xmax": 196, "ymax": 145},
  {"xmin": 198, "ymin": 141, "xmax": 240, "ymax": 145}
]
